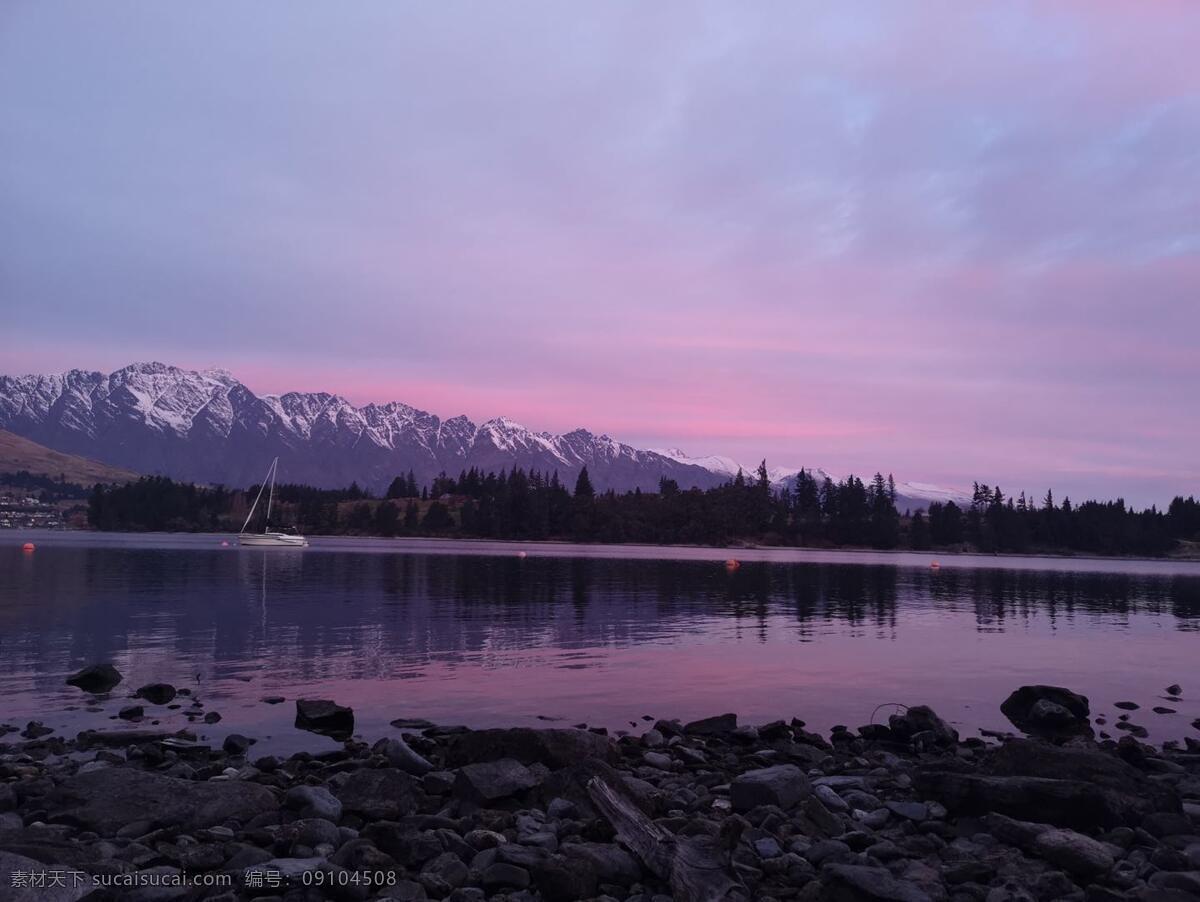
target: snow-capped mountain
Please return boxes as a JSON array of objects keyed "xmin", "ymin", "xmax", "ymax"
[
  {"xmin": 0, "ymin": 362, "xmax": 727, "ymax": 493},
  {"xmin": 0, "ymin": 362, "xmax": 970, "ymax": 506}
]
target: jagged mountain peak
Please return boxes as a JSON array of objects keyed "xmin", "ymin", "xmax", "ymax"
[{"xmin": 0, "ymin": 361, "xmax": 968, "ymax": 504}]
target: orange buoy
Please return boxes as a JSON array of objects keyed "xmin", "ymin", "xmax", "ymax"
[
  {"xmin": 517, "ymin": 551, "xmax": 527, "ymax": 559},
  {"xmin": 930, "ymin": 561, "xmax": 940, "ymax": 570},
  {"xmin": 725, "ymin": 559, "xmax": 740, "ymax": 571},
  {"xmin": 220, "ymin": 540, "xmax": 230, "ymax": 547},
  {"xmin": 21, "ymin": 542, "xmax": 35, "ymax": 552}
]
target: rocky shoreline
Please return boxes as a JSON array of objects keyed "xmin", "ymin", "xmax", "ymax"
[{"xmin": 2, "ymin": 679, "xmax": 1200, "ymax": 902}]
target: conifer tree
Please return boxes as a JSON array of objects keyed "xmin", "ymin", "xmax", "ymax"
[{"xmin": 574, "ymin": 467, "xmax": 595, "ymax": 499}]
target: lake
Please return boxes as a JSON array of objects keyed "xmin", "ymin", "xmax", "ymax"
[{"xmin": 2, "ymin": 531, "xmax": 1198, "ymax": 754}]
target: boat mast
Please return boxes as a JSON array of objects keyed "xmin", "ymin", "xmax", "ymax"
[
  {"xmin": 238, "ymin": 458, "xmax": 278, "ymax": 535},
  {"xmin": 264, "ymin": 457, "xmax": 278, "ymax": 533}
]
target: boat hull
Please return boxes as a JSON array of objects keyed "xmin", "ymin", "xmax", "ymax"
[{"xmin": 238, "ymin": 533, "xmax": 308, "ymax": 548}]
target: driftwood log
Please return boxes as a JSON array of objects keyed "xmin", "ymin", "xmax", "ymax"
[{"xmin": 587, "ymin": 776, "xmax": 750, "ymax": 902}]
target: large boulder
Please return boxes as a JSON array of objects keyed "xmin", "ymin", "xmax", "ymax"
[
  {"xmin": 284, "ymin": 785, "xmax": 343, "ymax": 822},
  {"xmin": 331, "ymin": 768, "xmax": 418, "ymax": 821},
  {"xmin": 887, "ymin": 705, "xmax": 958, "ymax": 747},
  {"xmin": 295, "ymin": 699, "xmax": 355, "ymax": 739},
  {"xmin": 135, "ymin": 683, "xmax": 177, "ymax": 705},
  {"xmin": 684, "ymin": 713, "xmax": 738, "ymax": 736},
  {"xmin": 455, "ymin": 759, "xmax": 539, "ymax": 803},
  {"xmin": 537, "ymin": 758, "xmax": 657, "ymax": 819},
  {"xmin": 561, "ymin": 841, "xmax": 642, "ymax": 886},
  {"xmin": 821, "ymin": 863, "xmax": 933, "ymax": 902},
  {"xmin": 48, "ymin": 768, "xmax": 276, "ymax": 834},
  {"xmin": 0, "ymin": 850, "xmax": 91, "ymax": 902},
  {"xmin": 1001, "ymin": 686, "xmax": 1091, "ymax": 739},
  {"xmin": 1033, "ymin": 828, "xmax": 1114, "ymax": 878},
  {"xmin": 445, "ymin": 728, "xmax": 616, "ymax": 769},
  {"xmin": 65, "ymin": 664, "xmax": 122, "ymax": 693},
  {"xmin": 731, "ymin": 764, "xmax": 811, "ymax": 812},
  {"xmin": 988, "ymin": 739, "xmax": 1179, "ymax": 820},
  {"xmin": 915, "ymin": 771, "xmax": 1151, "ymax": 830}
]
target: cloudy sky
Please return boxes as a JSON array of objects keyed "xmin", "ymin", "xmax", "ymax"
[{"xmin": 2, "ymin": 2, "xmax": 1197, "ymax": 505}]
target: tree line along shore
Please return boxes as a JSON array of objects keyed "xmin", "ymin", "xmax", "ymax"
[{"xmin": 60, "ymin": 463, "xmax": 1200, "ymax": 558}]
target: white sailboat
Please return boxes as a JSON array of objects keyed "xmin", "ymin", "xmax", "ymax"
[{"xmin": 238, "ymin": 457, "xmax": 308, "ymax": 547}]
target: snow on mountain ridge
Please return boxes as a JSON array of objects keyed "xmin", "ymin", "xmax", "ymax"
[{"xmin": 0, "ymin": 362, "xmax": 967, "ymax": 501}]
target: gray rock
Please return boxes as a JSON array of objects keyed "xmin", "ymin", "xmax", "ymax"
[
  {"xmin": 919, "ymin": 739, "xmax": 1178, "ymax": 829},
  {"xmin": 465, "ymin": 829, "xmax": 508, "ymax": 851},
  {"xmin": 822, "ymin": 863, "xmax": 933, "ymax": 901},
  {"xmin": 526, "ymin": 853, "xmax": 598, "ymax": 901},
  {"xmin": 374, "ymin": 736, "xmax": 435, "ymax": 775},
  {"xmin": 981, "ymin": 812, "xmax": 1052, "ymax": 847},
  {"xmin": 866, "ymin": 840, "xmax": 904, "ymax": 862},
  {"xmin": 561, "ymin": 842, "xmax": 642, "ymax": 885},
  {"xmin": 983, "ymin": 878, "xmax": 1038, "ymax": 901},
  {"xmin": 222, "ymin": 733, "xmax": 252, "ymax": 755},
  {"xmin": 683, "ymin": 713, "xmax": 738, "ymax": 735},
  {"xmin": 1030, "ymin": 699, "xmax": 1075, "ymax": 725},
  {"xmin": 285, "ymin": 784, "xmax": 344, "ymax": 822},
  {"xmin": 423, "ymin": 770, "xmax": 456, "ymax": 794},
  {"xmin": 295, "ymin": 698, "xmax": 354, "ymax": 737},
  {"xmin": 754, "ymin": 837, "xmax": 783, "ymax": 859},
  {"xmin": 887, "ymin": 705, "xmax": 958, "ymax": 746},
  {"xmin": 49, "ymin": 767, "xmax": 276, "ymax": 834},
  {"xmin": 0, "ymin": 850, "xmax": 90, "ymax": 901},
  {"xmin": 1142, "ymin": 812, "xmax": 1194, "ymax": 837},
  {"xmin": 224, "ymin": 844, "xmax": 274, "ymax": 869},
  {"xmin": 333, "ymin": 768, "xmax": 418, "ymax": 820},
  {"xmin": 1148, "ymin": 871, "xmax": 1200, "ymax": 895},
  {"xmin": 481, "ymin": 862, "xmax": 530, "ymax": 889},
  {"xmin": 65, "ymin": 663, "xmax": 122, "ymax": 693},
  {"xmin": 423, "ymin": 851, "xmax": 469, "ymax": 888},
  {"xmin": 642, "ymin": 751, "xmax": 673, "ymax": 770},
  {"xmin": 731, "ymin": 764, "xmax": 811, "ymax": 812},
  {"xmin": 293, "ymin": 817, "xmax": 342, "ymax": 849},
  {"xmin": 1000, "ymin": 685, "xmax": 1091, "ymax": 738},
  {"xmin": 136, "ymin": 683, "xmax": 177, "ymax": 705},
  {"xmin": 858, "ymin": 808, "xmax": 890, "ymax": 829},
  {"xmin": 805, "ymin": 839, "xmax": 852, "ymax": 866},
  {"xmin": 546, "ymin": 797, "xmax": 577, "ymax": 820},
  {"xmin": 1033, "ymin": 829, "xmax": 1114, "ymax": 877},
  {"xmin": 21, "ymin": 721, "xmax": 53, "ymax": 739},
  {"xmin": 377, "ymin": 878, "xmax": 428, "ymax": 900},
  {"xmin": 886, "ymin": 800, "xmax": 928, "ymax": 821},
  {"xmin": 941, "ymin": 860, "xmax": 996, "ymax": 885},
  {"xmin": 815, "ymin": 784, "xmax": 849, "ymax": 812},
  {"xmin": 446, "ymin": 727, "xmax": 617, "ymax": 768},
  {"xmin": 455, "ymin": 758, "xmax": 538, "ymax": 802},
  {"xmin": 118, "ymin": 705, "xmax": 144, "ymax": 720}
]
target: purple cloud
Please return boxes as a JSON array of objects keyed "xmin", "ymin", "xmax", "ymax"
[{"xmin": 1, "ymin": 2, "xmax": 1197, "ymax": 505}]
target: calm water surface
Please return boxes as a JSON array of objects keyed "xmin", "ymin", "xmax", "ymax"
[{"xmin": 2, "ymin": 531, "xmax": 1198, "ymax": 754}]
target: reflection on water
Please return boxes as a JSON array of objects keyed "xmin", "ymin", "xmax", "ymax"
[{"xmin": 1, "ymin": 533, "xmax": 1198, "ymax": 754}]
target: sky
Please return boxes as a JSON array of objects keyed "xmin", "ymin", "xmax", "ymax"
[{"xmin": 1, "ymin": 2, "xmax": 1198, "ymax": 507}]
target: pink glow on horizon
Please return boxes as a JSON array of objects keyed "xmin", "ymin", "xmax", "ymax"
[{"xmin": 2, "ymin": 2, "xmax": 1199, "ymax": 506}]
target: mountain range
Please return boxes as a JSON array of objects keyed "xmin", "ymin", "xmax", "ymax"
[{"xmin": 0, "ymin": 362, "xmax": 968, "ymax": 508}]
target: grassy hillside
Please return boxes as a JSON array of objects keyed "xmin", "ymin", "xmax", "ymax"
[{"xmin": 0, "ymin": 429, "xmax": 137, "ymax": 485}]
